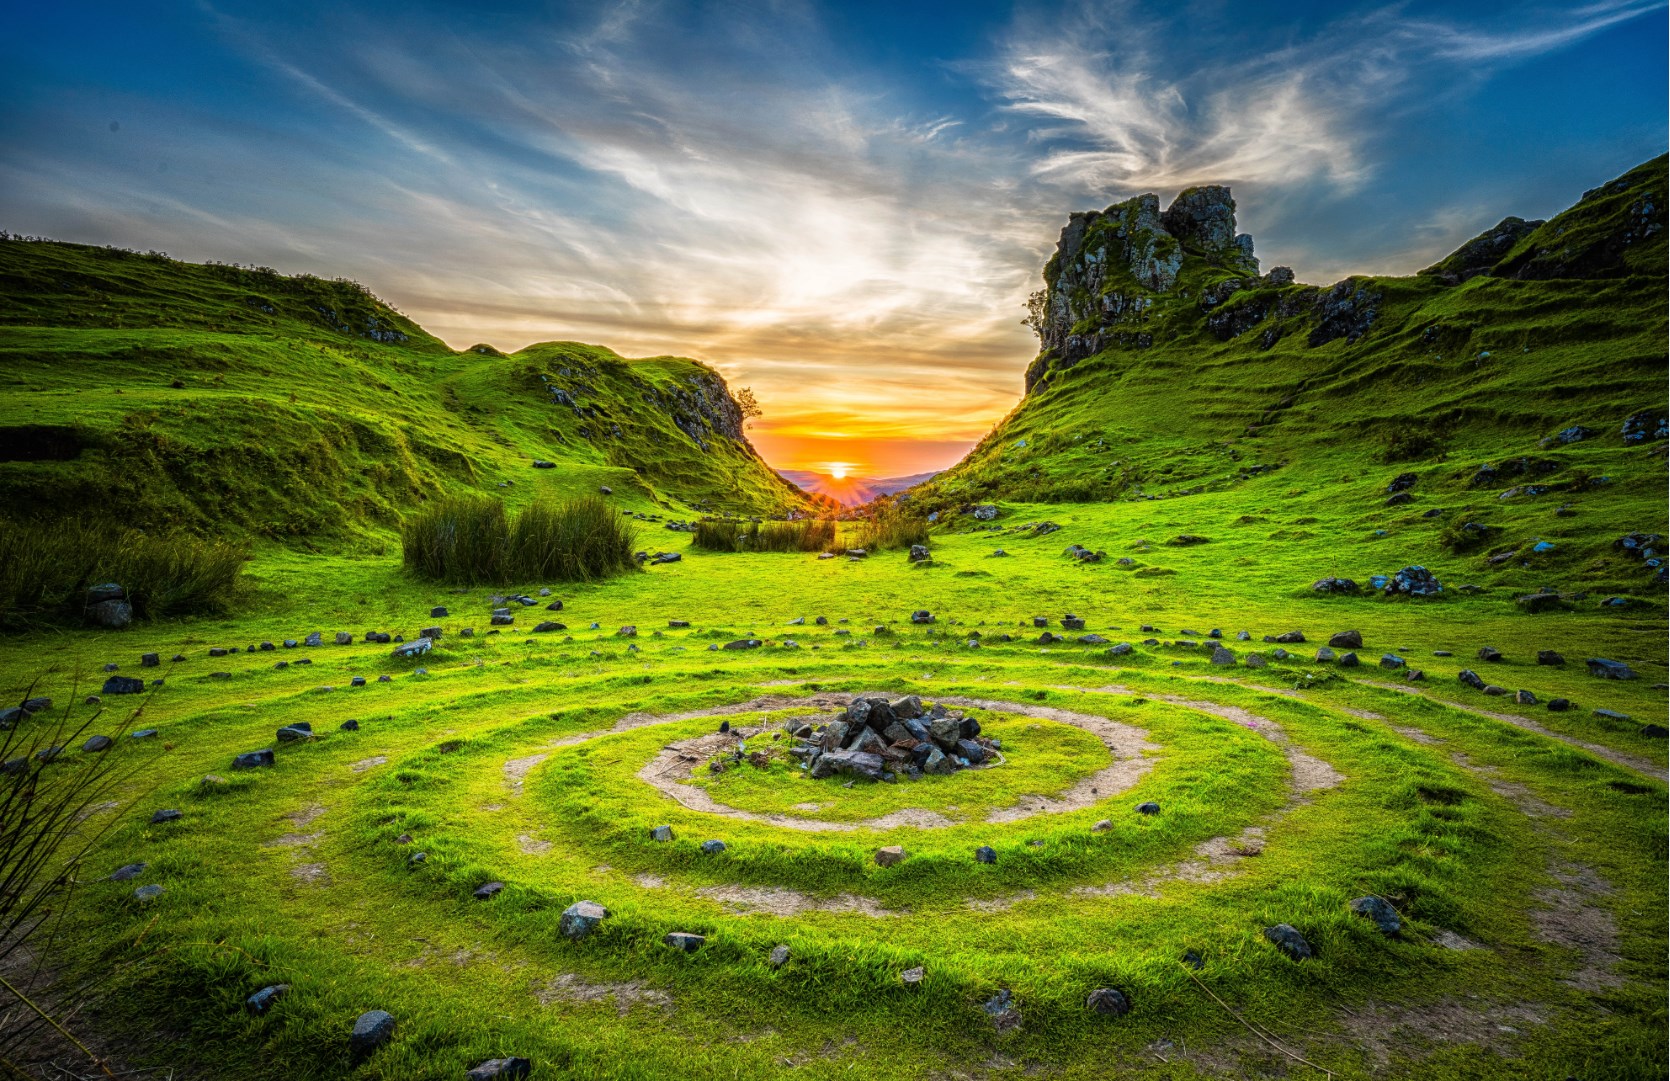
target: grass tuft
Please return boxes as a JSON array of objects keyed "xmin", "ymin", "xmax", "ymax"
[
  {"xmin": 0, "ymin": 519, "xmax": 247, "ymax": 630},
  {"xmin": 403, "ymin": 494, "xmax": 636, "ymax": 583},
  {"xmin": 691, "ymin": 518, "xmax": 835, "ymax": 553}
]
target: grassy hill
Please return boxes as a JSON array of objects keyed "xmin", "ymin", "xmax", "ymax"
[
  {"xmin": 0, "ymin": 238, "xmax": 806, "ymax": 539},
  {"xmin": 906, "ymin": 156, "xmax": 1667, "ymax": 610},
  {"xmin": 0, "ymin": 163, "xmax": 1664, "ymax": 1081}
]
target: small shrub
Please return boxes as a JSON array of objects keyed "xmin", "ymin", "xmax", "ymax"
[
  {"xmin": 509, "ymin": 496, "xmax": 637, "ymax": 581},
  {"xmin": 401, "ymin": 496, "xmax": 508, "ymax": 583},
  {"xmin": 0, "ymin": 519, "xmax": 247, "ymax": 630},
  {"xmin": 403, "ymin": 495, "xmax": 635, "ymax": 584},
  {"xmin": 691, "ymin": 518, "xmax": 835, "ymax": 553},
  {"xmin": 1380, "ymin": 417, "xmax": 1455, "ymax": 462},
  {"xmin": 855, "ymin": 506, "xmax": 929, "ymax": 551}
]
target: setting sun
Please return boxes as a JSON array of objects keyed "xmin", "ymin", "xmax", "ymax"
[{"xmin": 828, "ymin": 462, "xmax": 851, "ymax": 479}]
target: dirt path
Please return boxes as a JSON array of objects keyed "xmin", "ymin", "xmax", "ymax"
[{"xmin": 1359, "ymin": 679, "xmax": 1666, "ymax": 782}]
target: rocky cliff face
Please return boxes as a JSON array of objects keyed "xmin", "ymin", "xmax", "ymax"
[
  {"xmin": 1022, "ymin": 159, "xmax": 1667, "ymax": 393},
  {"xmin": 1026, "ymin": 185, "xmax": 1271, "ymax": 389}
]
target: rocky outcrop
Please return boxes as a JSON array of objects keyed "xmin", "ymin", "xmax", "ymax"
[
  {"xmin": 1419, "ymin": 216, "xmax": 1543, "ymax": 284},
  {"xmin": 1028, "ymin": 186, "xmax": 1262, "ymax": 389}
]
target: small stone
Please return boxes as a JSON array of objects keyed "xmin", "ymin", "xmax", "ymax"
[
  {"xmin": 150, "ymin": 809, "xmax": 182, "ymax": 824},
  {"xmin": 1592, "ymin": 709, "xmax": 1632, "ymax": 721},
  {"xmin": 975, "ymin": 845, "xmax": 997, "ymax": 864},
  {"xmin": 276, "ymin": 722, "xmax": 313, "ymax": 743},
  {"xmin": 133, "ymin": 884, "xmax": 164, "ymax": 902},
  {"xmin": 82, "ymin": 735, "xmax": 113, "ymax": 752},
  {"xmin": 700, "ymin": 839, "xmax": 727, "ymax": 854},
  {"xmin": 664, "ymin": 931, "xmax": 705, "ymax": 953},
  {"xmin": 1586, "ymin": 658, "xmax": 1636, "ymax": 680},
  {"xmin": 1086, "ymin": 987, "xmax": 1132, "ymax": 1017},
  {"xmin": 1514, "ymin": 689, "xmax": 1538, "ymax": 705},
  {"xmin": 246, "ymin": 984, "xmax": 290, "ymax": 1013},
  {"xmin": 1477, "ymin": 646, "xmax": 1504, "ymax": 663},
  {"xmin": 900, "ymin": 966, "xmax": 925, "ymax": 986},
  {"xmin": 1458, "ymin": 669, "xmax": 1486, "ymax": 690},
  {"xmin": 140, "ymin": 652, "xmax": 160, "ymax": 667},
  {"xmin": 341, "ymin": 719, "xmax": 360, "ymax": 731},
  {"xmin": 769, "ymin": 945, "xmax": 791, "ymax": 969},
  {"xmin": 473, "ymin": 881, "xmax": 505, "ymax": 900},
  {"xmin": 1536, "ymin": 650, "xmax": 1566, "ymax": 666},
  {"xmin": 350, "ymin": 1009, "xmax": 395, "ymax": 1057},
  {"xmin": 232, "ymin": 749, "xmax": 275, "ymax": 770},
  {"xmin": 1349, "ymin": 895, "xmax": 1401, "ymax": 935},
  {"xmin": 467, "ymin": 1059, "xmax": 532, "ymax": 1081},
  {"xmin": 559, "ymin": 900, "xmax": 608, "ymax": 940},
  {"xmin": 983, "ymin": 989, "xmax": 1022, "ymax": 1035},
  {"xmin": 1379, "ymin": 654, "xmax": 1406, "ymax": 669},
  {"xmin": 101, "ymin": 675, "xmax": 145, "ymax": 695},
  {"xmin": 1092, "ymin": 819, "xmax": 1113, "ymax": 832},
  {"xmin": 109, "ymin": 862, "xmax": 147, "ymax": 881},
  {"xmin": 1547, "ymin": 698, "xmax": 1571, "ymax": 712},
  {"xmin": 1337, "ymin": 652, "xmax": 1360, "ymax": 668},
  {"xmin": 651, "ymin": 825, "xmax": 674, "ymax": 841},
  {"xmin": 1135, "ymin": 801, "xmax": 1160, "ymax": 816},
  {"xmin": 1264, "ymin": 923, "xmax": 1313, "ymax": 961},
  {"xmin": 875, "ymin": 845, "xmax": 907, "ymax": 867},
  {"xmin": 1328, "ymin": 630, "xmax": 1363, "ymax": 649}
]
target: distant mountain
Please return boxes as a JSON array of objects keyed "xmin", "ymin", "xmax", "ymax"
[{"xmin": 778, "ymin": 469, "xmax": 941, "ymax": 505}]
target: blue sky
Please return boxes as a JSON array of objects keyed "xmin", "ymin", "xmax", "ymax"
[{"xmin": 2, "ymin": 0, "xmax": 1664, "ymax": 473}]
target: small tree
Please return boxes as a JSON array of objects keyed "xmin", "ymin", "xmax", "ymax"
[
  {"xmin": 1022, "ymin": 290, "xmax": 1049, "ymax": 338},
  {"xmin": 735, "ymin": 387, "xmax": 763, "ymax": 428}
]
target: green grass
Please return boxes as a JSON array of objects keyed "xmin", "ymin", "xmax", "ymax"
[
  {"xmin": 0, "ymin": 516, "xmax": 248, "ymax": 629},
  {"xmin": 0, "ymin": 161, "xmax": 1665, "ymax": 1079},
  {"xmin": 690, "ymin": 518, "xmax": 836, "ymax": 553},
  {"xmin": 0, "ymin": 239, "xmax": 809, "ymax": 542},
  {"xmin": 401, "ymin": 493, "xmax": 637, "ymax": 584}
]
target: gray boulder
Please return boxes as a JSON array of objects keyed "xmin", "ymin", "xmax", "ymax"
[
  {"xmin": 246, "ymin": 984, "xmax": 289, "ymax": 1013},
  {"xmin": 560, "ymin": 900, "xmax": 608, "ymax": 940},
  {"xmin": 1086, "ymin": 987, "xmax": 1132, "ymax": 1017},
  {"xmin": 1264, "ymin": 924, "xmax": 1313, "ymax": 961},
  {"xmin": 1586, "ymin": 658, "xmax": 1636, "ymax": 680},
  {"xmin": 350, "ymin": 1010, "xmax": 395, "ymax": 1056},
  {"xmin": 232, "ymin": 749, "xmax": 275, "ymax": 770},
  {"xmin": 664, "ymin": 932, "xmax": 705, "ymax": 953},
  {"xmin": 1349, "ymin": 895, "xmax": 1401, "ymax": 935},
  {"xmin": 89, "ymin": 599, "xmax": 133, "ymax": 629}
]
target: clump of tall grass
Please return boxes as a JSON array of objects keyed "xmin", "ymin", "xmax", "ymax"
[
  {"xmin": 509, "ymin": 495, "xmax": 638, "ymax": 582},
  {"xmin": 1, "ymin": 682, "xmax": 140, "ymax": 1073},
  {"xmin": 0, "ymin": 519, "xmax": 248, "ymax": 631},
  {"xmin": 691, "ymin": 518, "xmax": 835, "ymax": 553},
  {"xmin": 402, "ymin": 494, "xmax": 635, "ymax": 583},
  {"xmin": 854, "ymin": 505, "xmax": 929, "ymax": 550},
  {"xmin": 401, "ymin": 496, "xmax": 509, "ymax": 584}
]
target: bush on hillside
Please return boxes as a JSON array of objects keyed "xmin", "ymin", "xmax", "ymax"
[
  {"xmin": 509, "ymin": 496, "xmax": 638, "ymax": 582},
  {"xmin": 855, "ymin": 506, "xmax": 929, "ymax": 550},
  {"xmin": 402, "ymin": 496, "xmax": 509, "ymax": 583},
  {"xmin": 691, "ymin": 518, "xmax": 835, "ymax": 553},
  {"xmin": 0, "ymin": 519, "xmax": 248, "ymax": 631},
  {"xmin": 403, "ymin": 495, "xmax": 635, "ymax": 583}
]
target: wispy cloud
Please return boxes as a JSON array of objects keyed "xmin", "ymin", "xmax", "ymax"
[{"xmin": 3, "ymin": 0, "xmax": 1661, "ymax": 474}]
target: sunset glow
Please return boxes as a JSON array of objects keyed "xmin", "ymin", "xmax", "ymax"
[
  {"xmin": 8, "ymin": 3, "xmax": 1660, "ymax": 478},
  {"xmin": 828, "ymin": 463, "xmax": 850, "ymax": 480}
]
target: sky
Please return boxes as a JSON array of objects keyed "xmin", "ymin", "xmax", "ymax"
[{"xmin": 2, "ymin": 1, "xmax": 1664, "ymax": 477}]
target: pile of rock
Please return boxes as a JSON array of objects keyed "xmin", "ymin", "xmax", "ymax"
[{"xmin": 786, "ymin": 696, "xmax": 997, "ymax": 782}]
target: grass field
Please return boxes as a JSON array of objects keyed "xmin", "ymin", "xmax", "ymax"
[
  {"xmin": 2, "ymin": 501, "xmax": 1665, "ymax": 1079},
  {"xmin": 0, "ymin": 161, "xmax": 1665, "ymax": 1079}
]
